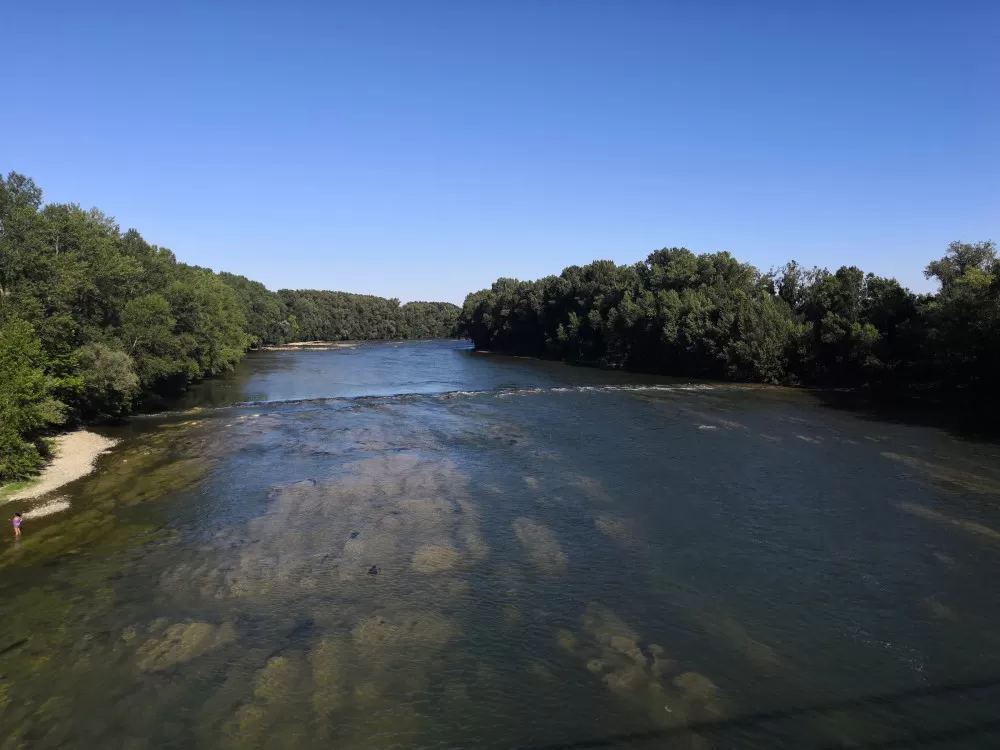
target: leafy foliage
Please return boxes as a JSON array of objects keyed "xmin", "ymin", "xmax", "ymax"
[
  {"xmin": 0, "ymin": 171, "xmax": 459, "ymax": 481},
  {"xmin": 276, "ymin": 291, "xmax": 459, "ymax": 341},
  {"xmin": 75, "ymin": 342, "xmax": 140, "ymax": 418},
  {"xmin": 0, "ymin": 317, "xmax": 65, "ymax": 479},
  {"xmin": 459, "ymin": 242, "xmax": 1000, "ymax": 406}
]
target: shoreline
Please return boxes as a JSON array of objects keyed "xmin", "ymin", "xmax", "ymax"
[
  {"xmin": 259, "ymin": 338, "xmax": 464, "ymax": 351},
  {"xmin": 1, "ymin": 430, "xmax": 119, "ymax": 508}
]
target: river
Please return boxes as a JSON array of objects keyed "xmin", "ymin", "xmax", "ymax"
[{"xmin": 2, "ymin": 340, "xmax": 1000, "ymax": 749}]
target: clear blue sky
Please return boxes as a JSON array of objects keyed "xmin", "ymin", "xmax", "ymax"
[{"xmin": 4, "ymin": 1, "xmax": 997, "ymax": 303}]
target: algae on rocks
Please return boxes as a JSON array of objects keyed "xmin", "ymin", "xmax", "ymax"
[
  {"xmin": 310, "ymin": 638, "xmax": 344, "ymax": 733},
  {"xmin": 570, "ymin": 602, "xmax": 726, "ymax": 730},
  {"xmin": 594, "ymin": 515, "xmax": 639, "ymax": 546},
  {"xmin": 411, "ymin": 543, "xmax": 462, "ymax": 573},
  {"xmin": 512, "ymin": 517, "xmax": 568, "ymax": 572},
  {"xmin": 186, "ymin": 453, "xmax": 489, "ymax": 601},
  {"xmin": 136, "ymin": 621, "xmax": 236, "ymax": 672},
  {"xmin": 223, "ymin": 654, "xmax": 309, "ymax": 749}
]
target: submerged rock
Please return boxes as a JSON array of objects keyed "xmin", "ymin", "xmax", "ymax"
[
  {"xmin": 673, "ymin": 671, "xmax": 719, "ymax": 701},
  {"xmin": 572, "ymin": 601, "xmax": 723, "ymax": 727},
  {"xmin": 582, "ymin": 602, "xmax": 639, "ymax": 647},
  {"xmin": 672, "ymin": 671, "xmax": 724, "ymax": 722},
  {"xmin": 512, "ymin": 518, "xmax": 568, "ymax": 572},
  {"xmin": 310, "ymin": 638, "xmax": 343, "ymax": 722},
  {"xmin": 352, "ymin": 616, "xmax": 400, "ymax": 647},
  {"xmin": 343, "ymin": 538, "xmax": 365, "ymax": 558},
  {"xmin": 897, "ymin": 502, "xmax": 1000, "ymax": 542},
  {"xmin": 594, "ymin": 516, "xmax": 635, "ymax": 543},
  {"xmin": 223, "ymin": 654, "xmax": 305, "ymax": 748},
  {"xmin": 882, "ymin": 452, "xmax": 1000, "ymax": 495},
  {"xmin": 578, "ymin": 604, "xmax": 651, "ymax": 692},
  {"xmin": 529, "ymin": 662, "xmax": 555, "ymax": 680},
  {"xmin": 565, "ymin": 473, "xmax": 611, "ymax": 502},
  {"xmin": 378, "ymin": 514, "xmax": 402, "ymax": 530},
  {"xmin": 211, "ymin": 453, "xmax": 490, "ymax": 598},
  {"xmin": 603, "ymin": 664, "xmax": 645, "ymax": 692},
  {"xmin": 411, "ymin": 544, "xmax": 462, "ymax": 573},
  {"xmin": 461, "ymin": 530, "xmax": 490, "ymax": 561},
  {"xmin": 556, "ymin": 629, "xmax": 577, "ymax": 653},
  {"xmin": 252, "ymin": 655, "xmax": 298, "ymax": 703},
  {"xmin": 609, "ymin": 634, "xmax": 645, "ymax": 665},
  {"xmin": 226, "ymin": 704, "xmax": 268, "ymax": 747},
  {"xmin": 135, "ymin": 621, "xmax": 235, "ymax": 672},
  {"xmin": 351, "ymin": 611, "xmax": 459, "ymax": 650},
  {"xmin": 648, "ymin": 643, "xmax": 674, "ymax": 676}
]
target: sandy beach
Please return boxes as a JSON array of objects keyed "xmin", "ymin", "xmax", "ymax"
[{"xmin": 3, "ymin": 430, "xmax": 118, "ymax": 505}]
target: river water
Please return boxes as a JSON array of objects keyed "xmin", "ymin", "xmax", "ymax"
[{"xmin": 3, "ymin": 341, "xmax": 1000, "ymax": 749}]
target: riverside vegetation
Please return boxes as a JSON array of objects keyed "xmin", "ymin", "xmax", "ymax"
[
  {"xmin": 457, "ymin": 241, "xmax": 999, "ymax": 417},
  {"xmin": 3, "ymin": 167, "xmax": 996, "ymax": 482},
  {"xmin": 0, "ymin": 172, "xmax": 459, "ymax": 481}
]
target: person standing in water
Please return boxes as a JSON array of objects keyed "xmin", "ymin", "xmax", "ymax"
[{"xmin": 11, "ymin": 513, "xmax": 22, "ymax": 537}]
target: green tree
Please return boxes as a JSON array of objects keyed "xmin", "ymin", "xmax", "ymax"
[
  {"xmin": 75, "ymin": 342, "xmax": 140, "ymax": 418},
  {"xmin": 219, "ymin": 272, "xmax": 288, "ymax": 346},
  {"xmin": 457, "ymin": 239, "xmax": 998, "ymax": 415},
  {"xmin": 163, "ymin": 267, "xmax": 250, "ymax": 378},
  {"xmin": 922, "ymin": 241, "xmax": 999, "ymax": 400},
  {"xmin": 0, "ymin": 317, "xmax": 65, "ymax": 480},
  {"xmin": 121, "ymin": 294, "xmax": 185, "ymax": 388},
  {"xmin": 0, "ymin": 172, "xmax": 44, "ymax": 314}
]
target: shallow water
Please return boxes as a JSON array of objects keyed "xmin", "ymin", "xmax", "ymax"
[{"xmin": 3, "ymin": 341, "xmax": 1000, "ymax": 749}]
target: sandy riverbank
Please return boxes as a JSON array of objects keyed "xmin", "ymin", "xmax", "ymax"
[{"xmin": 2, "ymin": 430, "xmax": 119, "ymax": 505}]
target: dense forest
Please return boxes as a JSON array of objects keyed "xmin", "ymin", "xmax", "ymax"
[
  {"xmin": 0, "ymin": 172, "xmax": 459, "ymax": 480},
  {"xmin": 459, "ymin": 242, "xmax": 999, "ymax": 412}
]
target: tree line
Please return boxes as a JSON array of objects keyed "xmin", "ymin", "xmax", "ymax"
[
  {"xmin": 458, "ymin": 241, "xmax": 998, "ymax": 410},
  {"xmin": 0, "ymin": 172, "xmax": 459, "ymax": 481}
]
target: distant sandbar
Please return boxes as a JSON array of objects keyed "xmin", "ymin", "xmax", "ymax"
[{"xmin": 259, "ymin": 341, "xmax": 358, "ymax": 351}]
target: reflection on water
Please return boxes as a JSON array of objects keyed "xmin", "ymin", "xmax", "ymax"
[{"xmin": 3, "ymin": 342, "xmax": 1000, "ymax": 748}]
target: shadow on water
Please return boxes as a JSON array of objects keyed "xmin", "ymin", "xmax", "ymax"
[
  {"xmin": 523, "ymin": 677, "xmax": 1000, "ymax": 749},
  {"xmin": 812, "ymin": 390, "xmax": 1000, "ymax": 445}
]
